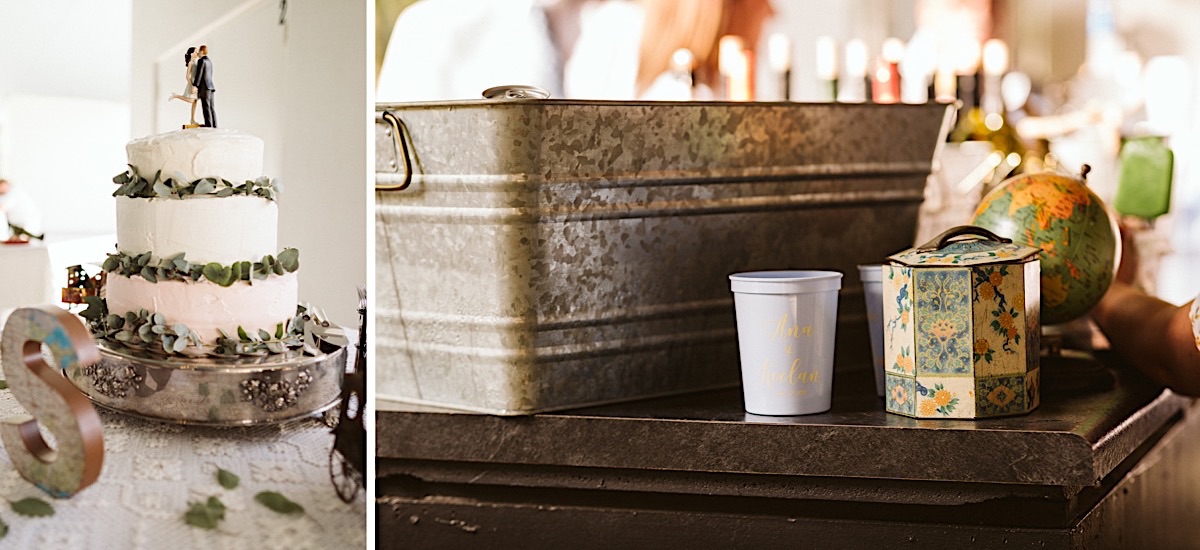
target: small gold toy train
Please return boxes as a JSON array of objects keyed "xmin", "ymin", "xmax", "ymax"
[{"xmin": 62, "ymin": 265, "xmax": 105, "ymax": 305}]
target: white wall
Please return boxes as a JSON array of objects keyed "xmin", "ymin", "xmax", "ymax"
[
  {"xmin": 0, "ymin": 95, "xmax": 127, "ymax": 237},
  {"xmin": 0, "ymin": 0, "xmax": 131, "ymax": 240},
  {"xmin": 0, "ymin": 0, "xmax": 131, "ymax": 102},
  {"xmin": 131, "ymin": 0, "xmax": 368, "ymax": 328}
]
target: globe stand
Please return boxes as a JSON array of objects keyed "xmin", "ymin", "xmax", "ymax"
[{"xmin": 1039, "ymin": 329, "xmax": 1115, "ymax": 395}]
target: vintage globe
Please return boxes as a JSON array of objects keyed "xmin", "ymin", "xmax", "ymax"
[{"xmin": 970, "ymin": 168, "xmax": 1120, "ymax": 325}]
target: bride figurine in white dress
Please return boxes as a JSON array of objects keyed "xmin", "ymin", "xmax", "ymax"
[{"xmin": 169, "ymin": 47, "xmax": 200, "ymax": 127}]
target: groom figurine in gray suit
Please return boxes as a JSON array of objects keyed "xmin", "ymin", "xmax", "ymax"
[{"xmin": 192, "ymin": 45, "xmax": 217, "ymax": 128}]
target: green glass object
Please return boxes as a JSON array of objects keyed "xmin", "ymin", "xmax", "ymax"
[{"xmin": 1115, "ymin": 136, "xmax": 1173, "ymax": 219}]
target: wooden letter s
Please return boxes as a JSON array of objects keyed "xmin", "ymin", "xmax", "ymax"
[{"xmin": 0, "ymin": 306, "xmax": 104, "ymax": 497}]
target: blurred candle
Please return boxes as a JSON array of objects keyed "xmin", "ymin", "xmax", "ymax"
[
  {"xmin": 900, "ymin": 36, "xmax": 936, "ymax": 104},
  {"xmin": 768, "ymin": 33, "xmax": 793, "ymax": 101},
  {"xmin": 982, "ymin": 39, "xmax": 1009, "ymax": 76},
  {"xmin": 872, "ymin": 63, "xmax": 897, "ymax": 103},
  {"xmin": 656, "ymin": 48, "xmax": 694, "ymax": 100},
  {"xmin": 873, "ymin": 37, "xmax": 905, "ymax": 103},
  {"xmin": 934, "ymin": 67, "xmax": 956, "ymax": 102},
  {"xmin": 981, "ymin": 39, "xmax": 1008, "ymax": 115},
  {"xmin": 719, "ymin": 35, "xmax": 751, "ymax": 101},
  {"xmin": 839, "ymin": 39, "xmax": 868, "ymax": 103},
  {"xmin": 815, "ymin": 36, "xmax": 839, "ymax": 101}
]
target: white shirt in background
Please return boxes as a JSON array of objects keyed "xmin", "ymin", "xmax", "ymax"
[
  {"xmin": 376, "ymin": 0, "xmax": 562, "ymax": 102},
  {"xmin": 0, "ymin": 187, "xmax": 41, "ymax": 237}
]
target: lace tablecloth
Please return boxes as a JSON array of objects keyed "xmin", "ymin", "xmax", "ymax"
[{"xmin": 0, "ymin": 390, "xmax": 366, "ymax": 549}]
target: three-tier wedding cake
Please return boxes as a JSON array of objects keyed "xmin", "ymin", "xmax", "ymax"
[{"xmin": 86, "ymin": 127, "xmax": 302, "ymax": 355}]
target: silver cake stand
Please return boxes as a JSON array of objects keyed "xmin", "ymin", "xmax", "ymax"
[{"xmin": 65, "ymin": 342, "xmax": 347, "ymax": 426}]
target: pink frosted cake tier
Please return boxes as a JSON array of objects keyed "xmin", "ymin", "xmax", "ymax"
[{"xmin": 104, "ymin": 271, "xmax": 298, "ymax": 345}]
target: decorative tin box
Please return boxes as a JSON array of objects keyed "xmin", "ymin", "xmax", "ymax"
[
  {"xmin": 883, "ymin": 225, "xmax": 1041, "ymax": 418},
  {"xmin": 377, "ymin": 100, "xmax": 954, "ymax": 415}
]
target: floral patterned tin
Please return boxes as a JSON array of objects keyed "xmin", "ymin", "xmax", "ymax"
[{"xmin": 883, "ymin": 225, "xmax": 1041, "ymax": 419}]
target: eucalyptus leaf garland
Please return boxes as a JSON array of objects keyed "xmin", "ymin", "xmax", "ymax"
[
  {"xmin": 80, "ymin": 297, "xmax": 307, "ymax": 357},
  {"xmin": 103, "ymin": 249, "xmax": 299, "ymax": 288},
  {"xmin": 113, "ymin": 165, "xmax": 280, "ymax": 201},
  {"xmin": 211, "ymin": 309, "xmax": 306, "ymax": 356}
]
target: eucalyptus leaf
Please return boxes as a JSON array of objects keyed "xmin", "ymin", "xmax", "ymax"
[
  {"xmin": 238, "ymin": 326, "xmax": 250, "ymax": 341},
  {"xmin": 254, "ymin": 491, "xmax": 304, "ymax": 515},
  {"xmin": 161, "ymin": 335, "xmax": 176, "ymax": 353},
  {"xmin": 278, "ymin": 248, "xmax": 299, "ymax": 272},
  {"xmin": 81, "ymin": 297, "xmax": 106, "ymax": 322},
  {"xmin": 217, "ymin": 468, "xmax": 240, "ymax": 490},
  {"xmin": 202, "ymin": 263, "xmax": 236, "ymax": 287},
  {"xmin": 102, "ymin": 256, "xmax": 119, "ymax": 272},
  {"xmin": 275, "ymin": 323, "xmax": 285, "ymax": 340},
  {"xmin": 241, "ymin": 261, "xmax": 253, "ymax": 278},
  {"xmin": 153, "ymin": 312, "xmax": 166, "ymax": 325},
  {"xmin": 193, "ymin": 179, "xmax": 217, "ymax": 195},
  {"xmin": 11, "ymin": 497, "xmax": 54, "ymax": 517},
  {"xmin": 113, "ymin": 171, "xmax": 132, "ymax": 184},
  {"xmin": 152, "ymin": 181, "xmax": 174, "ymax": 197},
  {"xmin": 206, "ymin": 496, "xmax": 226, "ymax": 519},
  {"xmin": 215, "ymin": 187, "xmax": 235, "ymax": 198},
  {"xmin": 114, "ymin": 330, "xmax": 133, "ymax": 342},
  {"xmin": 172, "ymin": 336, "xmax": 188, "ymax": 353},
  {"xmin": 184, "ymin": 498, "xmax": 224, "ymax": 530}
]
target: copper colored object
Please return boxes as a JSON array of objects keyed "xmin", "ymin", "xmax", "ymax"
[{"xmin": 0, "ymin": 305, "xmax": 104, "ymax": 497}]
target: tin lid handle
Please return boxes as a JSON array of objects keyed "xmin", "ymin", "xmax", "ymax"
[
  {"xmin": 482, "ymin": 85, "xmax": 551, "ymax": 100},
  {"xmin": 915, "ymin": 225, "xmax": 1012, "ymax": 253}
]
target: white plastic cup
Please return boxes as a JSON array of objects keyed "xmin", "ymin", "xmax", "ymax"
[
  {"xmin": 858, "ymin": 265, "xmax": 885, "ymax": 397},
  {"xmin": 729, "ymin": 270, "xmax": 842, "ymax": 416}
]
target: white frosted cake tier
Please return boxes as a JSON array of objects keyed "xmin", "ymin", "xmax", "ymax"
[
  {"xmin": 126, "ymin": 128, "xmax": 264, "ymax": 184},
  {"xmin": 105, "ymin": 272, "xmax": 299, "ymax": 345},
  {"xmin": 116, "ymin": 195, "xmax": 278, "ymax": 264}
]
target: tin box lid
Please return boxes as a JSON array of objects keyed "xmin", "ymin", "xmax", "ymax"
[{"xmin": 888, "ymin": 225, "xmax": 1039, "ymax": 267}]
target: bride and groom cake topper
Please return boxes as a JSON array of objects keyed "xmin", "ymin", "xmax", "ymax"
[{"xmin": 169, "ymin": 45, "xmax": 216, "ymax": 129}]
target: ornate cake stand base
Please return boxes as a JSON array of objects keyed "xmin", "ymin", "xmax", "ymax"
[{"xmin": 64, "ymin": 342, "xmax": 347, "ymax": 426}]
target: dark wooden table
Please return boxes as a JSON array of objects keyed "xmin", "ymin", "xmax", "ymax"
[{"xmin": 377, "ymin": 355, "xmax": 1200, "ymax": 549}]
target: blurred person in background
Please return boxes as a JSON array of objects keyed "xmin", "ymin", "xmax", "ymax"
[
  {"xmin": 0, "ymin": 178, "xmax": 42, "ymax": 240},
  {"xmin": 1092, "ymin": 222, "xmax": 1200, "ymax": 396}
]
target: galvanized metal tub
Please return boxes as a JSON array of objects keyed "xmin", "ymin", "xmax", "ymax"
[{"xmin": 376, "ymin": 100, "xmax": 954, "ymax": 415}]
